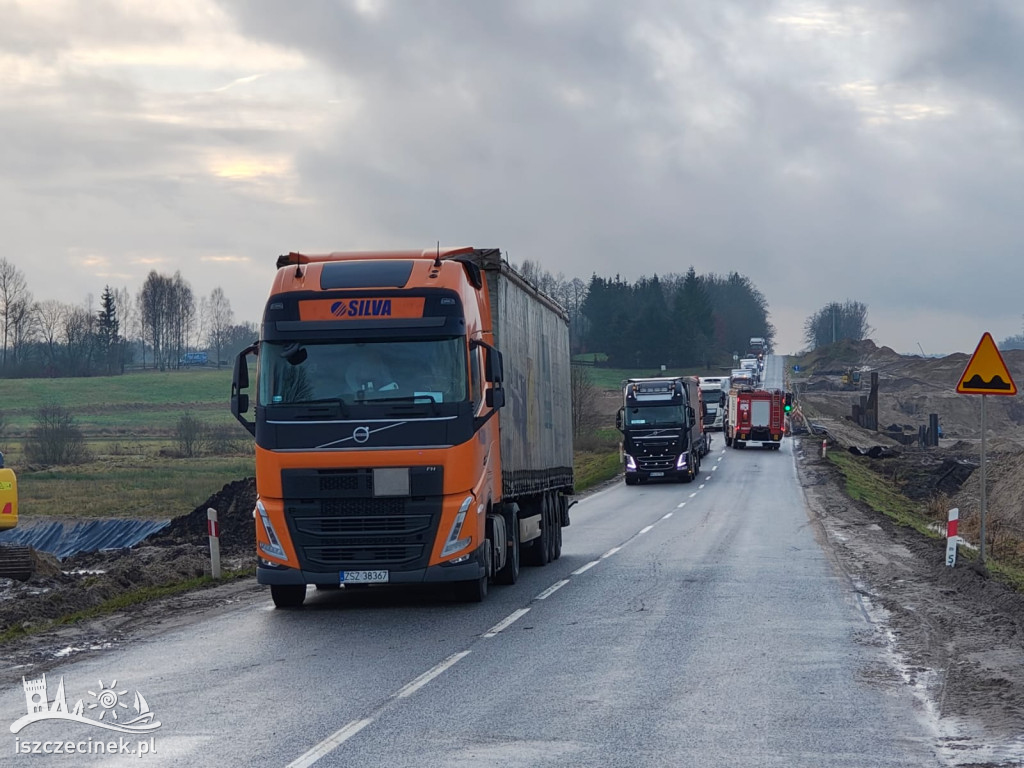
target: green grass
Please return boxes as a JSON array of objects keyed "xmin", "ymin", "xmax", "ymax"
[
  {"xmin": 584, "ymin": 366, "xmax": 711, "ymax": 391},
  {"xmin": 19, "ymin": 456, "xmax": 255, "ymax": 518},
  {"xmin": 574, "ymin": 450, "xmax": 621, "ymax": 492},
  {"xmin": 828, "ymin": 451, "xmax": 936, "ymax": 536},
  {"xmin": 0, "ymin": 369, "xmax": 236, "ymax": 436}
]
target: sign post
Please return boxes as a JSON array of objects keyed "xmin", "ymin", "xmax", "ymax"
[{"xmin": 955, "ymin": 332, "xmax": 1018, "ymax": 565}]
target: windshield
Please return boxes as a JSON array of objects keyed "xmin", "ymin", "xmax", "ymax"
[
  {"xmin": 624, "ymin": 404, "xmax": 686, "ymax": 427},
  {"xmin": 258, "ymin": 338, "xmax": 468, "ymax": 406}
]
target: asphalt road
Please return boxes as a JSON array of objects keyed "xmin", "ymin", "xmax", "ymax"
[{"xmin": 0, "ymin": 357, "xmax": 943, "ymax": 766}]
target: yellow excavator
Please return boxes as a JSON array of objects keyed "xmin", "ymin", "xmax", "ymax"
[{"xmin": 0, "ymin": 453, "xmax": 34, "ymax": 581}]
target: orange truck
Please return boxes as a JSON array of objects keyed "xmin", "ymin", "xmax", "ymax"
[
  {"xmin": 724, "ymin": 387, "xmax": 785, "ymax": 450},
  {"xmin": 232, "ymin": 248, "xmax": 574, "ymax": 607}
]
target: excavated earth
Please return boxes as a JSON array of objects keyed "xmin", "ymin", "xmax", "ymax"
[{"xmin": 0, "ymin": 341, "xmax": 1023, "ymax": 764}]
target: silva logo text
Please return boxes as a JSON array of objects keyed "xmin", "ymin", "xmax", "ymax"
[{"xmin": 331, "ymin": 300, "xmax": 393, "ymax": 318}]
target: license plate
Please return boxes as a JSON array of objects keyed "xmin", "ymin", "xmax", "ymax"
[
  {"xmin": 340, "ymin": 570, "xmax": 389, "ymax": 584},
  {"xmin": 649, "ymin": 471, "xmax": 665, "ymax": 477}
]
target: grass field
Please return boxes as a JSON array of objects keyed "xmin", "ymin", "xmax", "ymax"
[{"xmin": 0, "ymin": 368, "xmax": 237, "ymax": 436}]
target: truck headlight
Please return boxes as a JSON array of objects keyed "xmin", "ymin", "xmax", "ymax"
[
  {"xmin": 624, "ymin": 454, "xmax": 637, "ymax": 471},
  {"xmin": 441, "ymin": 496, "xmax": 475, "ymax": 557},
  {"xmin": 256, "ymin": 500, "xmax": 287, "ymax": 561},
  {"xmin": 676, "ymin": 453, "xmax": 688, "ymax": 469}
]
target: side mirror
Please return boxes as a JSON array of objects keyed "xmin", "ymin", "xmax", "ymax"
[
  {"xmin": 231, "ymin": 343, "xmax": 258, "ymax": 436},
  {"xmin": 484, "ymin": 346, "xmax": 504, "ymax": 383},
  {"xmin": 615, "ymin": 407, "xmax": 624, "ymax": 432},
  {"xmin": 687, "ymin": 406, "xmax": 696, "ymax": 427},
  {"xmin": 486, "ymin": 387, "xmax": 505, "ymax": 409}
]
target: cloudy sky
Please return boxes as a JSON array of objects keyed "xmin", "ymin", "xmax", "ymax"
[{"xmin": 4, "ymin": 0, "xmax": 1024, "ymax": 355}]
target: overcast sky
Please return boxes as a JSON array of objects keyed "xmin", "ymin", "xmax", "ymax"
[{"xmin": 4, "ymin": 0, "xmax": 1024, "ymax": 355}]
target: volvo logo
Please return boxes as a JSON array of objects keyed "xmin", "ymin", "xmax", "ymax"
[{"xmin": 353, "ymin": 426, "xmax": 371, "ymax": 443}]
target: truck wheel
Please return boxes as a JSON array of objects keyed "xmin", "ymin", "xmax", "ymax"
[
  {"xmin": 493, "ymin": 508, "xmax": 520, "ymax": 585},
  {"xmin": 547, "ymin": 495, "xmax": 559, "ymax": 562},
  {"xmin": 725, "ymin": 435, "xmax": 733, "ymax": 447},
  {"xmin": 625, "ymin": 475, "xmax": 639, "ymax": 486},
  {"xmin": 271, "ymin": 584, "xmax": 307, "ymax": 609},
  {"xmin": 315, "ymin": 583, "xmax": 340, "ymax": 591},
  {"xmin": 735, "ymin": 440, "xmax": 745, "ymax": 449},
  {"xmin": 456, "ymin": 574, "xmax": 488, "ymax": 603},
  {"xmin": 524, "ymin": 497, "xmax": 550, "ymax": 566},
  {"xmin": 456, "ymin": 541, "xmax": 490, "ymax": 602},
  {"xmin": 553, "ymin": 508, "xmax": 563, "ymax": 560}
]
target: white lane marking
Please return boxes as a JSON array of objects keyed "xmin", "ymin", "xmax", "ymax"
[
  {"xmin": 699, "ymin": 483, "xmax": 705, "ymax": 489},
  {"xmin": 483, "ymin": 608, "xmax": 531, "ymax": 638},
  {"xmin": 705, "ymin": 476, "xmax": 711, "ymax": 481},
  {"xmin": 286, "ymin": 719, "xmax": 375, "ymax": 768},
  {"xmin": 394, "ymin": 651, "xmax": 471, "ymax": 698},
  {"xmin": 535, "ymin": 579, "xmax": 570, "ymax": 600},
  {"xmin": 677, "ymin": 502, "xmax": 686, "ymax": 508},
  {"xmin": 689, "ymin": 492, "xmax": 698, "ymax": 498},
  {"xmin": 602, "ymin": 546, "xmax": 622, "ymax": 558},
  {"xmin": 572, "ymin": 560, "xmax": 600, "ymax": 575},
  {"xmin": 638, "ymin": 524, "xmax": 654, "ymax": 536},
  {"xmin": 712, "ymin": 465, "xmax": 719, "ymax": 472},
  {"xmin": 661, "ymin": 512, "xmax": 673, "ymax": 520}
]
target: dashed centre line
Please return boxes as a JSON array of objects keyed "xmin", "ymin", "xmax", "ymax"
[{"xmin": 483, "ymin": 608, "xmax": 531, "ymax": 638}]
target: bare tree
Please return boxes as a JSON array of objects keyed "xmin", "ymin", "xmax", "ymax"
[
  {"xmin": 205, "ymin": 287, "xmax": 235, "ymax": 368},
  {"xmin": 571, "ymin": 364, "xmax": 600, "ymax": 440},
  {"xmin": 36, "ymin": 300, "xmax": 69, "ymax": 372},
  {"xmin": 0, "ymin": 259, "xmax": 32, "ymax": 369},
  {"xmin": 139, "ymin": 271, "xmax": 171, "ymax": 369},
  {"xmin": 803, "ymin": 300, "xmax": 872, "ymax": 349},
  {"xmin": 62, "ymin": 304, "xmax": 95, "ymax": 376}
]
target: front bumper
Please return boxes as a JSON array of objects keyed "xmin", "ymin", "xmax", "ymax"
[{"xmin": 257, "ymin": 549, "xmax": 485, "ymax": 586}]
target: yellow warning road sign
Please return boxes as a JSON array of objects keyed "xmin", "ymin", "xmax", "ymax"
[{"xmin": 956, "ymin": 332, "xmax": 1018, "ymax": 395}]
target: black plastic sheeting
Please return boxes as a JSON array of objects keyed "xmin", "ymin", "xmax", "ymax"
[{"xmin": 0, "ymin": 519, "xmax": 170, "ymax": 560}]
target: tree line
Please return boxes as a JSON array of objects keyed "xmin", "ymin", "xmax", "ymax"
[
  {"xmin": 0, "ymin": 259, "xmax": 257, "ymax": 378},
  {"xmin": 0, "ymin": 255, "xmax": 789, "ymax": 379},
  {"xmin": 519, "ymin": 261, "xmax": 776, "ymax": 368}
]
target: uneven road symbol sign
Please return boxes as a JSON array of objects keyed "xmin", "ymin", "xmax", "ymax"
[{"xmin": 956, "ymin": 332, "xmax": 1018, "ymax": 396}]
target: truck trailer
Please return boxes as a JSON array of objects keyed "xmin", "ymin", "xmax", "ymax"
[
  {"xmin": 231, "ymin": 248, "xmax": 574, "ymax": 607},
  {"xmin": 725, "ymin": 387, "xmax": 785, "ymax": 450},
  {"xmin": 616, "ymin": 377, "xmax": 705, "ymax": 485}
]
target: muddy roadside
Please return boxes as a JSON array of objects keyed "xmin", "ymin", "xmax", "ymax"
[{"xmin": 795, "ymin": 435, "xmax": 1024, "ymax": 764}]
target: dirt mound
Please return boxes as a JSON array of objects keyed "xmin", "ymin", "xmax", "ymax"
[
  {"xmin": 148, "ymin": 478, "xmax": 256, "ymax": 556},
  {"xmin": 0, "ymin": 478, "xmax": 258, "ymax": 638}
]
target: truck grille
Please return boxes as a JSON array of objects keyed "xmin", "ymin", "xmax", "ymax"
[
  {"xmin": 281, "ymin": 467, "xmax": 443, "ymax": 571},
  {"xmin": 636, "ymin": 452, "xmax": 676, "ymax": 471}
]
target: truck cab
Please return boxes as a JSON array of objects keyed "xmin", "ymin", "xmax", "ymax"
[{"xmin": 616, "ymin": 378, "xmax": 701, "ymax": 485}]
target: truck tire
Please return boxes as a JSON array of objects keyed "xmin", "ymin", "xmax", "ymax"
[
  {"xmin": 524, "ymin": 496, "xmax": 550, "ymax": 567},
  {"xmin": 547, "ymin": 495, "xmax": 559, "ymax": 562},
  {"xmin": 725, "ymin": 435, "xmax": 733, "ymax": 447},
  {"xmin": 456, "ymin": 574, "xmax": 488, "ymax": 603},
  {"xmin": 455, "ymin": 540, "xmax": 491, "ymax": 602},
  {"xmin": 493, "ymin": 507, "xmax": 520, "ymax": 585},
  {"xmin": 553, "ymin": 513, "xmax": 562, "ymax": 560},
  {"xmin": 271, "ymin": 584, "xmax": 307, "ymax": 609},
  {"xmin": 625, "ymin": 475, "xmax": 639, "ymax": 486}
]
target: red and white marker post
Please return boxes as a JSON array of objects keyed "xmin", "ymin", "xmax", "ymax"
[
  {"xmin": 207, "ymin": 507, "xmax": 222, "ymax": 579},
  {"xmin": 945, "ymin": 507, "xmax": 959, "ymax": 567}
]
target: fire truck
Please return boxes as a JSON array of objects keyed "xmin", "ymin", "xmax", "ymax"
[{"xmin": 724, "ymin": 387, "xmax": 785, "ymax": 450}]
